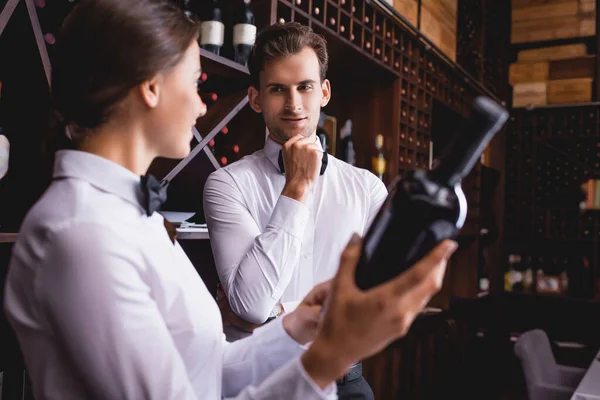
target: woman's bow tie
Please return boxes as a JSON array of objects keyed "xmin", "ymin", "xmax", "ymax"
[{"xmin": 140, "ymin": 174, "xmax": 169, "ymax": 216}]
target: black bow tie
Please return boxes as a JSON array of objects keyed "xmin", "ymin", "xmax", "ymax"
[
  {"xmin": 277, "ymin": 150, "xmax": 328, "ymax": 176},
  {"xmin": 140, "ymin": 174, "xmax": 169, "ymax": 216}
]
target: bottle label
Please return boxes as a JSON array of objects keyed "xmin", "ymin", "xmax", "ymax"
[
  {"xmin": 233, "ymin": 23, "xmax": 257, "ymax": 46},
  {"xmin": 200, "ymin": 21, "xmax": 225, "ymax": 46}
]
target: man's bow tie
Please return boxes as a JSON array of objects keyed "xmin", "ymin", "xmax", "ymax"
[
  {"xmin": 140, "ymin": 174, "xmax": 169, "ymax": 216},
  {"xmin": 277, "ymin": 150, "xmax": 328, "ymax": 176}
]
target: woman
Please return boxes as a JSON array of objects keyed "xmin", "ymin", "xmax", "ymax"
[{"xmin": 3, "ymin": 1, "xmax": 457, "ymax": 399}]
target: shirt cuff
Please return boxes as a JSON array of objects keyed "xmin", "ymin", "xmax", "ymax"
[
  {"xmin": 253, "ymin": 316, "xmax": 304, "ymax": 354},
  {"xmin": 295, "ymin": 357, "xmax": 338, "ymax": 398},
  {"xmin": 281, "ymin": 300, "xmax": 301, "ymax": 314},
  {"xmin": 251, "ymin": 318, "xmax": 336, "ymax": 399},
  {"xmin": 267, "ymin": 195, "xmax": 309, "ymax": 239}
]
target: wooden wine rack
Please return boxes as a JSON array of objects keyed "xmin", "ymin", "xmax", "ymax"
[
  {"xmin": 456, "ymin": 0, "xmax": 511, "ymax": 102},
  {"xmin": 505, "ymin": 104, "xmax": 600, "ymax": 298}
]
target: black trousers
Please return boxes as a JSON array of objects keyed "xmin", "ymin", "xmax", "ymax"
[{"xmin": 336, "ymin": 362, "xmax": 374, "ymax": 400}]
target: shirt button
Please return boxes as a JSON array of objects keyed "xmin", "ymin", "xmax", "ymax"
[{"xmin": 303, "ymin": 253, "xmax": 310, "ymax": 259}]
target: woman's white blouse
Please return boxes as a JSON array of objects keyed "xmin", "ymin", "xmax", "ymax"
[{"xmin": 3, "ymin": 149, "xmax": 336, "ymax": 400}]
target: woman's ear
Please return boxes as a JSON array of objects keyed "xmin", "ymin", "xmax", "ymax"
[
  {"xmin": 139, "ymin": 76, "xmax": 162, "ymax": 108},
  {"xmin": 248, "ymin": 86, "xmax": 262, "ymax": 113}
]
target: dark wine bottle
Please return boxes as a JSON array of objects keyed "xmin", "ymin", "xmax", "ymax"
[
  {"xmin": 233, "ymin": 0, "xmax": 256, "ymax": 66},
  {"xmin": 199, "ymin": 0, "xmax": 224, "ymax": 55},
  {"xmin": 355, "ymin": 96, "xmax": 509, "ymax": 290}
]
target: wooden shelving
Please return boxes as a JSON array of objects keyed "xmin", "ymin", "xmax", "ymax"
[
  {"xmin": 505, "ymin": 105, "xmax": 600, "ymax": 299},
  {"xmin": 199, "ymin": 48, "xmax": 249, "ymax": 78},
  {"xmin": 0, "ymin": 232, "xmax": 17, "ymax": 243}
]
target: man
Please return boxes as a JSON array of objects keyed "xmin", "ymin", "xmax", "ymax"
[{"xmin": 203, "ymin": 22, "xmax": 387, "ymax": 399}]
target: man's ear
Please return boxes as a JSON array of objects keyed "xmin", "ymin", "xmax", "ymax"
[
  {"xmin": 320, "ymin": 79, "xmax": 331, "ymax": 108},
  {"xmin": 248, "ymin": 86, "xmax": 262, "ymax": 113},
  {"xmin": 139, "ymin": 75, "xmax": 161, "ymax": 108}
]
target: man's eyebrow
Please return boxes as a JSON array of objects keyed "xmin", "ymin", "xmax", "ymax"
[{"xmin": 265, "ymin": 80, "xmax": 317, "ymax": 87}]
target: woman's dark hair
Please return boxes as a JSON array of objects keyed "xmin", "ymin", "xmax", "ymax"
[{"xmin": 52, "ymin": 0, "xmax": 200, "ymax": 141}]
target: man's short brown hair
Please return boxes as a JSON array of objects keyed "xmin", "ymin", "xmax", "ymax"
[{"xmin": 248, "ymin": 22, "xmax": 329, "ymax": 88}]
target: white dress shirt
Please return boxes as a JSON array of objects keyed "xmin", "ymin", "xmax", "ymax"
[
  {"xmin": 203, "ymin": 137, "xmax": 388, "ymax": 329},
  {"xmin": 3, "ymin": 149, "xmax": 336, "ymax": 400}
]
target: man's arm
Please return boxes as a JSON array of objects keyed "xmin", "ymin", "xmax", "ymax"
[
  {"xmin": 205, "ymin": 135, "xmax": 323, "ymax": 324},
  {"xmin": 203, "ymin": 169, "xmax": 309, "ymax": 324}
]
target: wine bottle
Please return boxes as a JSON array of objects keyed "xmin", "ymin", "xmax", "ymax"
[
  {"xmin": 355, "ymin": 96, "xmax": 508, "ymax": 290},
  {"xmin": 199, "ymin": 0, "xmax": 224, "ymax": 55},
  {"xmin": 233, "ymin": 0, "xmax": 256, "ymax": 66},
  {"xmin": 372, "ymin": 134, "xmax": 385, "ymax": 180},
  {"xmin": 316, "ymin": 111, "xmax": 329, "ymax": 154},
  {"xmin": 339, "ymin": 119, "xmax": 355, "ymax": 166}
]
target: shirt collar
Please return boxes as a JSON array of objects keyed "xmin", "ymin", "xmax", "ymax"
[
  {"xmin": 263, "ymin": 134, "xmax": 323, "ymax": 173},
  {"xmin": 52, "ymin": 149, "xmax": 145, "ymax": 211}
]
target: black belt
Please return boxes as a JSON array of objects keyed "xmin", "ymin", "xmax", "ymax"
[{"xmin": 336, "ymin": 361, "xmax": 363, "ymax": 385}]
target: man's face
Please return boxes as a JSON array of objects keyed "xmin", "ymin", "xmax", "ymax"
[{"xmin": 248, "ymin": 47, "xmax": 331, "ymax": 144}]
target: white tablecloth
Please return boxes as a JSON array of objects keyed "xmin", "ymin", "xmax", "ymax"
[{"xmin": 572, "ymin": 351, "xmax": 600, "ymax": 400}]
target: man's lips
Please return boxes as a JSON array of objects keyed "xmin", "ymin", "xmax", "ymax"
[{"xmin": 281, "ymin": 117, "xmax": 306, "ymax": 122}]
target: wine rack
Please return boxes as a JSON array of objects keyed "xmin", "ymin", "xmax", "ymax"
[
  {"xmin": 505, "ymin": 105, "xmax": 600, "ymax": 298},
  {"xmin": 456, "ymin": 0, "xmax": 511, "ymax": 103},
  {"xmin": 456, "ymin": 0, "xmax": 483, "ymax": 82}
]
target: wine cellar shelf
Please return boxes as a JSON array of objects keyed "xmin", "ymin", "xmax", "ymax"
[{"xmin": 505, "ymin": 105, "xmax": 600, "ymax": 299}]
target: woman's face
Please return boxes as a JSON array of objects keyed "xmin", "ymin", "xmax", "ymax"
[{"xmin": 145, "ymin": 40, "xmax": 206, "ymax": 159}]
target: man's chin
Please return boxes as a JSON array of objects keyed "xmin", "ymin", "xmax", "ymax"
[{"xmin": 271, "ymin": 130, "xmax": 314, "ymax": 143}]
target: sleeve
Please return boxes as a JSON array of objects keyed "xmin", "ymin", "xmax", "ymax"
[
  {"xmin": 37, "ymin": 222, "xmax": 197, "ymax": 400},
  {"xmin": 366, "ymin": 173, "xmax": 389, "ymax": 231},
  {"xmin": 203, "ymin": 170, "xmax": 309, "ymax": 323},
  {"xmin": 222, "ymin": 318, "xmax": 337, "ymax": 400}
]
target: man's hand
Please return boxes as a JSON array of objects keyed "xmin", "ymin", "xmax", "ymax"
[
  {"xmin": 280, "ymin": 134, "xmax": 322, "ymax": 204},
  {"xmin": 301, "ymin": 234, "xmax": 458, "ymax": 389},
  {"xmin": 217, "ymin": 284, "xmax": 263, "ymax": 333},
  {"xmin": 282, "ymin": 280, "xmax": 331, "ymax": 345}
]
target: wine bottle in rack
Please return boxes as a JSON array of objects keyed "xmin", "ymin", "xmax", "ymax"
[
  {"xmin": 233, "ymin": 0, "xmax": 256, "ymax": 66},
  {"xmin": 339, "ymin": 119, "xmax": 355, "ymax": 166},
  {"xmin": 199, "ymin": 92, "xmax": 218, "ymax": 103},
  {"xmin": 199, "ymin": 0, "xmax": 224, "ymax": 55},
  {"xmin": 372, "ymin": 134, "xmax": 386, "ymax": 181}
]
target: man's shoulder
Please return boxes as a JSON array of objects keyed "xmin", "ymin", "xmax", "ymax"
[
  {"xmin": 207, "ymin": 149, "xmax": 266, "ymax": 182},
  {"xmin": 330, "ymin": 155, "xmax": 379, "ymax": 181},
  {"xmin": 329, "ymin": 155, "xmax": 388, "ymax": 197}
]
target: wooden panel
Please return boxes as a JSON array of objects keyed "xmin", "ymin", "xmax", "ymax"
[
  {"xmin": 509, "ymin": 61, "xmax": 549, "ymax": 85},
  {"xmin": 512, "ymin": 82, "xmax": 547, "ymax": 107},
  {"xmin": 393, "ymin": 0, "xmax": 418, "ymax": 26},
  {"xmin": 511, "ymin": 15, "xmax": 583, "ymax": 43},
  {"xmin": 512, "ymin": 0, "xmax": 574, "ymax": 8},
  {"xmin": 421, "ymin": 0, "xmax": 457, "ymax": 30},
  {"xmin": 579, "ymin": 14, "xmax": 596, "ymax": 35},
  {"xmin": 517, "ymin": 44, "xmax": 588, "ymax": 62},
  {"xmin": 549, "ymin": 55, "xmax": 595, "ymax": 80},
  {"xmin": 547, "ymin": 77, "xmax": 593, "ymax": 104},
  {"xmin": 580, "ymin": 0, "xmax": 596, "ymax": 13},
  {"xmin": 420, "ymin": 4, "xmax": 457, "ymax": 61},
  {"xmin": 512, "ymin": 1, "xmax": 579, "ymax": 21}
]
